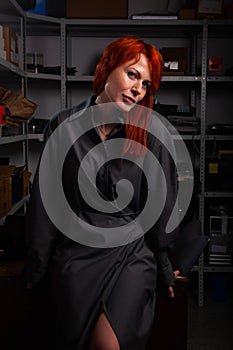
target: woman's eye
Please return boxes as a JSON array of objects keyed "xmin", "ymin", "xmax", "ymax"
[
  {"xmin": 142, "ymin": 81, "xmax": 151, "ymax": 90},
  {"xmin": 128, "ymin": 71, "xmax": 137, "ymax": 79}
]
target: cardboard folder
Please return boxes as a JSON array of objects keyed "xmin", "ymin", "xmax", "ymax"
[{"xmin": 172, "ymin": 220, "xmax": 209, "ymax": 275}]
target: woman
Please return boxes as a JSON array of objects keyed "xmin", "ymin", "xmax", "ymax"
[{"xmin": 25, "ymin": 36, "xmax": 179, "ymax": 350}]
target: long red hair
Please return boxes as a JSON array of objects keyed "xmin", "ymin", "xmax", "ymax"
[{"xmin": 94, "ymin": 36, "xmax": 164, "ymax": 156}]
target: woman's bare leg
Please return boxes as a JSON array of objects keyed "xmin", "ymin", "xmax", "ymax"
[{"xmin": 89, "ymin": 312, "xmax": 120, "ymax": 350}]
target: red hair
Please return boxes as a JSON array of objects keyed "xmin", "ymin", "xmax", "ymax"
[{"xmin": 94, "ymin": 36, "xmax": 164, "ymax": 156}]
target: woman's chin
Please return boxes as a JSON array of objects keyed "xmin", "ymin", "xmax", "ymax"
[{"xmin": 115, "ymin": 101, "xmax": 136, "ymax": 113}]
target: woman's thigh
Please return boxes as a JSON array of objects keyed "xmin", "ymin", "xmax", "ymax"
[{"xmin": 89, "ymin": 313, "xmax": 120, "ymax": 350}]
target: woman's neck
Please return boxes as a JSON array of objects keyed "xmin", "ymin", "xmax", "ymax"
[{"xmin": 98, "ymin": 123, "xmax": 116, "ymax": 141}]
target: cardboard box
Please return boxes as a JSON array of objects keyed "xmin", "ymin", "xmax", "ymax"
[
  {"xmin": 46, "ymin": 0, "xmax": 66, "ymax": 18},
  {"xmin": 197, "ymin": 0, "xmax": 224, "ymax": 18},
  {"xmin": 160, "ymin": 47, "xmax": 188, "ymax": 76},
  {"xmin": 208, "ymin": 58, "xmax": 222, "ymax": 72},
  {"xmin": 0, "ymin": 178, "xmax": 10, "ymax": 218},
  {"xmin": 0, "ymin": 25, "xmax": 4, "ymax": 48},
  {"xmin": 23, "ymin": 170, "xmax": 32, "ymax": 197},
  {"xmin": 66, "ymin": 0, "xmax": 128, "ymax": 19},
  {"xmin": 0, "ymin": 25, "xmax": 7, "ymax": 60},
  {"xmin": 11, "ymin": 167, "xmax": 31, "ymax": 203},
  {"xmin": 2, "ymin": 27, "xmax": 19, "ymax": 66},
  {"xmin": 178, "ymin": 9, "xmax": 196, "ymax": 19},
  {"xmin": 0, "ymin": 165, "xmax": 15, "ymax": 218}
]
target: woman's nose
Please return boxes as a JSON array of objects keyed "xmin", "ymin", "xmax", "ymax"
[{"xmin": 131, "ymin": 82, "xmax": 141, "ymax": 96}]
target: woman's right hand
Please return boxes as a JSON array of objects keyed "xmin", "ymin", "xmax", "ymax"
[{"xmin": 167, "ymin": 270, "xmax": 180, "ymax": 298}]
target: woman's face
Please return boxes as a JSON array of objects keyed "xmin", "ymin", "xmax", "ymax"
[{"xmin": 97, "ymin": 53, "xmax": 152, "ymax": 112}]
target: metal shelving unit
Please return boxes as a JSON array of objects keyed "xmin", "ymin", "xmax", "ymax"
[
  {"xmin": 0, "ymin": 135, "xmax": 27, "ymax": 145},
  {"xmin": 197, "ymin": 19, "xmax": 233, "ymax": 306},
  {"xmin": 1, "ymin": 0, "xmax": 233, "ymax": 306},
  {"xmin": 67, "ymin": 75, "xmax": 203, "ymax": 82},
  {"xmin": 0, "ymin": 57, "xmax": 25, "ymax": 76},
  {"xmin": 0, "ymin": 0, "xmax": 29, "ymax": 220}
]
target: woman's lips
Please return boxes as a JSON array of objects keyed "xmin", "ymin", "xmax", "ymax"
[{"xmin": 122, "ymin": 94, "xmax": 135, "ymax": 104}]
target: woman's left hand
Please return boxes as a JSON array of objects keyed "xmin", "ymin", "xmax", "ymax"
[{"xmin": 168, "ymin": 270, "xmax": 180, "ymax": 298}]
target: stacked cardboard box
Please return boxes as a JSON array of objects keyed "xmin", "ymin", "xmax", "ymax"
[
  {"xmin": 66, "ymin": 0, "xmax": 128, "ymax": 18},
  {"xmin": 160, "ymin": 47, "xmax": 188, "ymax": 76},
  {"xmin": 0, "ymin": 165, "xmax": 15, "ymax": 218},
  {"xmin": 0, "ymin": 166, "xmax": 31, "ymax": 218},
  {"xmin": 0, "ymin": 26, "xmax": 19, "ymax": 66},
  {"xmin": 0, "ymin": 26, "xmax": 6, "ymax": 61}
]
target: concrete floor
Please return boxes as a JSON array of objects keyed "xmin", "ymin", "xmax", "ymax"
[{"xmin": 187, "ymin": 273, "xmax": 233, "ymax": 350}]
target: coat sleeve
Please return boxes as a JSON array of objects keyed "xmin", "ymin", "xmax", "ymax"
[
  {"xmin": 23, "ymin": 106, "xmax": 73, "ymax": 285},
  {"xmin": 23, "ymin": 113, "xmax": 64, "ymax": 286},
  {"xmin": 23, "ymin": 169, "xmax": 57, "ymax": 285},
  {"xmin": 23, "ymin": 98, "xmax": 94, "ymax": 285}
]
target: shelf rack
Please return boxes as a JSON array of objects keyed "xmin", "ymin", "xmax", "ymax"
[{"xmin": 1, "ymin": 0, "xmax": 233, "ymax": 306}]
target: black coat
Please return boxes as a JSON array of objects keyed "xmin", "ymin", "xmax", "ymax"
[{"xmin": 24, "ymin": 96, "xmax": 179, "ymax": 350}]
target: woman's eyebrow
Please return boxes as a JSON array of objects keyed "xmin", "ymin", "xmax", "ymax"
[
  {"xmin": 128, "ymin": 66, "xmax": 152, "ymax": 86},
  {"xmin": 131, "ymin": 68, "xmax": 152, "ymax": 82}
]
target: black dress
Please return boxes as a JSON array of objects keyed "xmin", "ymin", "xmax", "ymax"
[{"xmin": 24, "ymin": 96, "xmax": 178, "ymax": 350}]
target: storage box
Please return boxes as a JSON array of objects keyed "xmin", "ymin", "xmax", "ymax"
[
  {"xmin": 208, "ymin": 216, "xmax": 233, "ymax": 265},
  {"xmin": 0, "ymin": 25, "xmax": 4, "ymax": 51},
  {"xmin": 66, "ymin": 0, "xmax": 128, "ymax": 19},
  {"xmin": 197, "ymin": 0, "xmax": 224, "ymax": 18},
  {"xmin": 0, "ymin": 165, "xmax": 15, "ymax": 218},
  {"xmin": 2, "ymin": 27, "xmax": 19, "ymax": 66},
  {"xmin": 178, "ymin": 9, "xmax": 196, "ymax": 19},
  {"xmin": 160, "ymin": 47, "xmax": 188, "ymax": 76},
  {"xmin": 11, "ymin": 167, "xmax": 31, "ymax": 203},
  {"xmin": 46, "ymin": 0, "xmax": 66, "ymax": 18},
  {"xmin": 0, "ymin": 25, "xmax": 7, "ymax": 61},
  {"xmin": 208, "ymin": 58, "xmax": 222, "ymax": 72},
  {"xmin": 23, "ymin": 170, "xmax": 32, "ymax": 196},
  {"xmin": 28, "ymin": 0, "xmax": 46, "ymax": 15}
]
